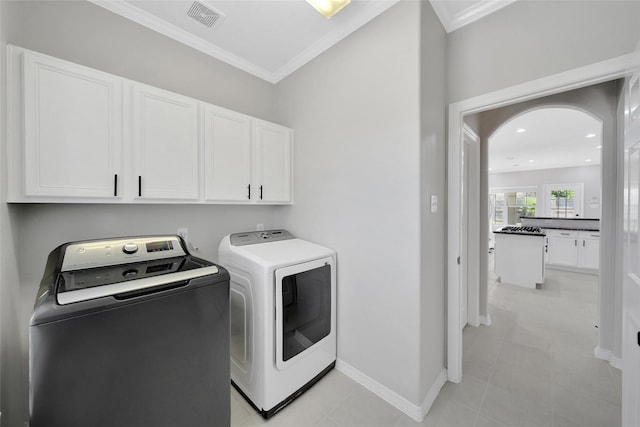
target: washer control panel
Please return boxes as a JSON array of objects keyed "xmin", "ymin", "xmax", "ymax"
[
  {"xmin": 61, "ymin": 236, "xmax": 186, "ymax": 271},
  {"xmin": 230, "ymin": 229, "xmax": 295, "ymax": 246}
]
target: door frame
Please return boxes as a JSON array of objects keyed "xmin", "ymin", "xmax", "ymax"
[
  {"xmin": 447, "ymin": 52, "xmax": 640, "ymax": 383},
  {"xmin": 462, "ymin": 124, "xmax": 480, "ymax": 328}
]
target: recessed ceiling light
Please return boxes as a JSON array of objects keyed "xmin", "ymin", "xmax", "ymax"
[
  {"xmin": 488, "ymin": 167, "xmax": 493, "ymax": 171},
  {"xmin": 586, "ymin": 133, "xmax": 596, "ymax": 138},
  {"xmin": 585, "ymin": 159, "xmax": 593, "ymax": 162},
  {"xmin": 596, "ymin": 145, "xmax": 602, "ymax": 149},
  {"xmin": 528, "ymin": 159, "xmax": 535, "ymax": 163},
  {"xmin": 306, "ymin": 0, "xmax": 350, "ymax": 18},
  {"xmin": 516, "ymin": 128, "xmax": 526, "ymax": 133}
]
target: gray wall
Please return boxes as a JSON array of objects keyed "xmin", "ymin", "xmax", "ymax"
[
  {"xmin": 489, "ymin": 165, "xmax": 602, "ymax": 219},
  {"xmin": 275, "ymin": 1, "xmax": 428, "ymax": 404},
  {"xmin": 447, "ymin": 0, "xmax": 640, "ymax": 103},
  {"xmin": 0, "ymin": 3, "xmax": 25, "ymax": 425},
  {"xmin": 0, "ymin": 1, "xmax": 280, "ymax": 425},
  {"xmin": 419, "ymin": 0, "xmax": 447, "ymax": 401}
]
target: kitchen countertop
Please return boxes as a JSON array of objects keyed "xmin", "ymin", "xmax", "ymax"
[
  {"xmin": 520, "ymin": 216, "xmax": 600, "ymax": 232},
  {"xmin": 522, "ymin": 216, "xmax": 599, "ymax": 221}
]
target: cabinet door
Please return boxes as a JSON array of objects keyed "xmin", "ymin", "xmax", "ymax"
[
  {"xmin": 547, "ymin": 235, "xmax": 579, "ymax": 266},
  {"xmin": 23, "ymin": 51, "xmax": 122, "ymax": 198},
  {"xmin": 204, "ymin": 106, "xmax": 252, "ymax": 202},
  {"xmin": 254, "ymin": 120, "xmax": 292, "ymax": 203},
  {"xmin": 133, "ymin": 85, "xmax": 199, "ymax": 200},
  {"xmin": 579, "ymin": 234, "xmax": 600, "ymax": 270}
]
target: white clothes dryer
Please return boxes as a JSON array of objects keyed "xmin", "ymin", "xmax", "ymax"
[{"xmin": 218, "ymin": 230, "xmax": 336, "ymax": 418}]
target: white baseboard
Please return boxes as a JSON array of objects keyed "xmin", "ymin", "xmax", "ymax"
[
  {"xmin": 594, "ymin": 346, "xmax": 622, "ymax": 370},
  {"xmin": 420, "ymin": 369, "xmax": 448, "ymax": 419},
  {"xmin": 480, "ymin": 314, "xmax": 492, "ymax": 326},
  {"xmin": 335, "ymin": 359, "xmax": 447, "ymax": 422}
]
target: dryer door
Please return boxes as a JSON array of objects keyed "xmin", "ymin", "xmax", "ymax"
[{"xmin": 275, "ymin": 257, "xmax": 333, "ymax": 370}]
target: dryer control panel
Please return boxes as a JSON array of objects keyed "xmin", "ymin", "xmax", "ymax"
[{"xmin": 230, "ymin": 230, "xmax": 295, "ymax": 246}]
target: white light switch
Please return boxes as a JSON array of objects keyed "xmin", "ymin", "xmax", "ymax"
[{"xmin": 431, "ymin": 195, "xmax": 438, "ymax": 213}]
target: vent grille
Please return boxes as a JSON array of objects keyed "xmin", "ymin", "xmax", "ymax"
[{"xmin": 187, "ymin": 1, "xmax": 223, "ymax": 28}]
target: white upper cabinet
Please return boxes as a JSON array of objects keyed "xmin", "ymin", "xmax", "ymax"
[
  {"xmin": 204, "ymin": 105, "xmax": 252, "ymax": 202},
  {"xmin": 132, "ymin": 84, "xmax": 200, "ymax": 200},
  {"xmin": 22, "ymin": 50, "xmax": 123, "ymax": 199},
  {"xmin": 254, "ymin": 120, "xmax": 292, "ymax": 203},
  {"xmin": 10, "ymin": 46, "xmax": 293, "ymax": 205}
]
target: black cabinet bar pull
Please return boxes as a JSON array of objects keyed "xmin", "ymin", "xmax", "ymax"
[
  {"xmin": 260, "ymin": 185, "xmax": 263, "ymax": 200},
  {"xmin": 138, "ymin": 176, "xmax": 142, "ymax": 197},
  {"xmin": 247, "ymin": 184, "xmax": 251, "ymax": 200},
  {"xmin": 637, "ymin": 331, "xmax": 640, "ymax": 347},
  {"xmin": 114, "ymin": 174, "xmax": 118, "ymax": 197}
]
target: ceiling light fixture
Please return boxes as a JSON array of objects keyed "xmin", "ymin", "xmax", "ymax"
[
  {"xmin": 516, "ymin": 128, "xmax": 526, "ymax": 133},
  {"xmin": 529, "ymin": 159, "xmax": 535, "ymax": 163},
  {"xmin": 596, "ymin": 145, "xmax": 602, "ymax": 149},
  {"xmin": 586, "ymin": 133, "xmax": 596, "ymax": 138},
  {"xmin": 585, "ymin": 158, "xmax": 593, "ymax": 162},
  {"xmin": 306, "ymin": 0, "xmax": 351, "ymax": 19}
]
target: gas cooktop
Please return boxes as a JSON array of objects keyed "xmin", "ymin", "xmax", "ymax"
[{"xmin": 495, "ymin": 226, "xmax": 545, "ymax": 235}]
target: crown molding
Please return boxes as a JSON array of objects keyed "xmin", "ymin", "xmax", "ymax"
[
  {"xmin": 89, "ymin": 0, "xmax": 398, "ymax": 84},
  {"xmin": 430, "ymin": 0, "xmax": 517, "ymax": 33},
  {"xmin": 272, "ymin": 0, "xmax": 399, "ymax": 82},
  {"xmin": 89, "ymin": 0, "xmax": 278, "ymax": 82}
]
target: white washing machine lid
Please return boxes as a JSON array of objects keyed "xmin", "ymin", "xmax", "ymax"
[{"xmin": 222, "ymin": 231, "xmax": 334, "ymax": 267}]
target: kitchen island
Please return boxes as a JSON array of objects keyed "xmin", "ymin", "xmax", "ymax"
[{"xmin": 494, "ymin": 226, "xmax": 546, "ymax": 289}]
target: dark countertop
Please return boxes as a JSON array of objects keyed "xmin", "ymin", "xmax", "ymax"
[
  {"xmin": 541, "ymin": 226, "xmax": 599, "ymax": 232},
  {"xmin": 521, "ymin": 216, "xmax": 599, "ymax": 221},
  {"xmin": 494, "ymin": 230, "xmax": 546, "ymax": 237}
]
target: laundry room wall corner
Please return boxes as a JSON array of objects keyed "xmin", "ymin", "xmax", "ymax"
[
  {"xmin": 1, "ymin": 1, "xmax": 29, "ymax": 425},
  {"xmin": 418, "ymin": 0, "xmax": 448, "ymax": 416},
  {"xmin": 275, "ymin": 0, "xmax": 446, "ymax": 419}
]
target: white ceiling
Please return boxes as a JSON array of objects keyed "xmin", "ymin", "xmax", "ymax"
[
  {"xmin": 90, "ymin": 0, "xmax": 516, "ymax": 83},
  {"xmin": 489, "ymin": 108, "xmax": 603, "ymax": 174}
]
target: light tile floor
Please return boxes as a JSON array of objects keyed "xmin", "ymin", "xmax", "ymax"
[{"xmin": 231, "ymin": 263, "xmax": 622, "ymax": 427}]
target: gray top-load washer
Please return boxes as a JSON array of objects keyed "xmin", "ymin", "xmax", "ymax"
[{"xmin": 29, "ymin": 235, "xmax": 230, "ymax": 427}]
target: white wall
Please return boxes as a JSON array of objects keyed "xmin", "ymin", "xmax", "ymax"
[
  {"xmin": 447, "ymin": 0, "xmax": 640, "ymax": 103},
  {"xmin": 0, "ymin": 1, "xmax": 280, "ymax": 424},
  {"xmin": 489, "ymin": 165, "xmax": 602, "ymax": 219},
  {"xmin": 275, "ymin": 0, "xmax": 432, "ymax": 407}
]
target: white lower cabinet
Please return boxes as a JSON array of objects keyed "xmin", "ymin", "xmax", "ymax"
[
  {"xmin": 545, "ymin": 229, "xmax": 599, "ymax": 272},
  {"xmin": 579, "ymin": 231, "xmax": 600, "ymax": 270},
  {"xmin": 547, "ymin": 230, "xmax": 579, "ymax": 267},
  {"xmin": 10, "ymin": 46, "xmax": 293, "ymax": 205}
]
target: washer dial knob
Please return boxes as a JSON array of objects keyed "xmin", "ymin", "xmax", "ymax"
[{"xmin": 122, "ymin": 243, "xmax": 139, "ymax": 254}]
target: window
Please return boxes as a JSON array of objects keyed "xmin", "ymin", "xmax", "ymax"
[
  {"xmin": 490, "ymin": 189, "xmax": 537, "ymax": 226},
  {"xmin": 549, "ymin": 189, "xmax": 575, "ymax": 218},
  {"xmin": 544, "ymin": 184, "xmax": 583, "ymax": 218}
]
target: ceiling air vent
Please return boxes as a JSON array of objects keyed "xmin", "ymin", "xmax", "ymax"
[{"xmin": 187, "ymin": 1, "xmax": 225, "ymax": 28}]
